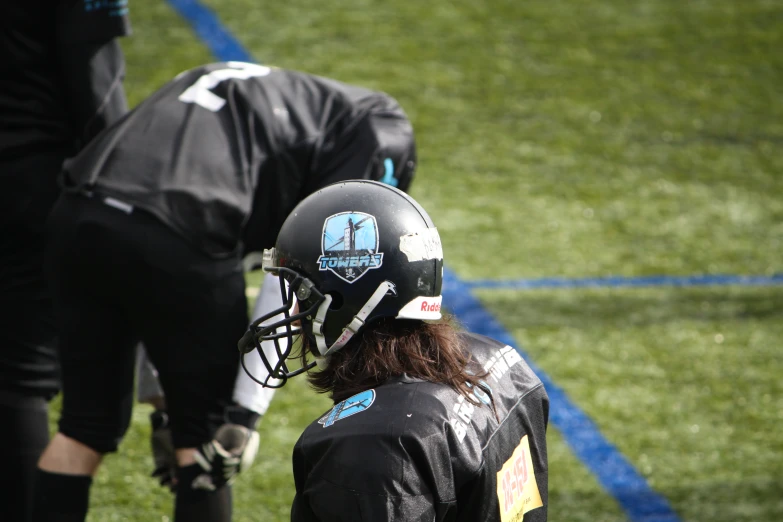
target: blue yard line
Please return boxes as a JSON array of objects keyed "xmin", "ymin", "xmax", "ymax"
[
  {"xmin": 444, "ymin": 266, "xmax": 682, "ymax": 522},
  {"xmin": 166, "ymin": 0, "xmax": 255, "ymax": 63},
  {"xmin": 466, "ymin": 272, "xmax": 783, "ymax": 291}
]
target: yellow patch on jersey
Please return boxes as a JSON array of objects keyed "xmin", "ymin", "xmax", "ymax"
[{"xmin": 496, "ymin": 435, "xmax": 543, "ymax": 522}]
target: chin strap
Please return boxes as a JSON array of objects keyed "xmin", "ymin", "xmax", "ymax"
[{"xmin": 313, "ymin": 280, "xmax": 395, "ymax": 365}]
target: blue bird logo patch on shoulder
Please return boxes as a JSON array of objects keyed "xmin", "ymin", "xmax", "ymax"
[{"xmin": 318, "ymin": 389, "xmax": 376, "ymax": 428}]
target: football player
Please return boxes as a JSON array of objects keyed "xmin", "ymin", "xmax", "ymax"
[
  {"xmin": 33, "ymin": 62, "xmax": 416, "ymax": 522},
  {"xmin": 239, "ymin": 180, "xmax": 549, "ymax": 521},
  {"xmin": 0, "ymin": 2, "xmax": 130, "ymax": 520}
]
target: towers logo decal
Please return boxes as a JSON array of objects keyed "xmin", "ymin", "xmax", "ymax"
[{"xmin": 318, "ymin": 212, "xmax": 383, "ymax": 283}]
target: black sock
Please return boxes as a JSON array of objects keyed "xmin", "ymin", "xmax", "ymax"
[
  {"xmin": 0, "ymin": 396, "xmax": 49, "ymax": 522},
  {"xmin": 31, "ymin": 469, "xmax": 92, "ymax": 522},
  {"xmin": 174, "ymin": 463, "xmax": 233, "ymax": 522}
]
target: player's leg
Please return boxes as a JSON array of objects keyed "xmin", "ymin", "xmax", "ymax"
[
  {"xmin": 0, "ymin": 152, "xmax": 65, "ymax": 521},
  {"xmin": 33, "ymin": 195, "xmax": 139, "ymax": 522},
  {"xmin": 137, "ymin": 272, "xmax": 283, "ymax": 417},
  {"xmin": 138, "ymin": 273, "xmax": 274, "ymax": 493},
  {"xmin": 132, "ymin": 213, "xmax": 246, "ymax": 522},
  {"xmin": 0, "ymin": 393, "xmax": 50, "ymax": 522}
]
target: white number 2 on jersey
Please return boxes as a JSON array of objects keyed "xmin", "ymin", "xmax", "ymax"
[{"xmin": 178, "ymin": 61, "xmax": 272, "ymax": 112}]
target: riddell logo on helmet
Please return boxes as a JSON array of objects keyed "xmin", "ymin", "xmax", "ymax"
[
  {"xmin": 420, "ymin": 300, "xmax": 441, "ymax": 312},
  {"xmin": 397, "ymin": 295, "xmax": 443, "ymax": 320}
]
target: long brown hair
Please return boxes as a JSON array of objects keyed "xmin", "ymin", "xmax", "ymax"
[{"xmin": 302, "ymin": 315, "xmax": 489, "ymax": 403}]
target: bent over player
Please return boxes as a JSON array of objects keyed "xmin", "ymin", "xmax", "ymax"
[
  {"xmin": 33, "ymin": 62, "xmax": 416, "ymax": 522},
  {"xmin": 240, "ymin": 180, "xmax": 549, "ymax": 521}
]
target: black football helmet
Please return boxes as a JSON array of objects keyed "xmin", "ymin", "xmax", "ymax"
[{"xmin": 238, "ymin": 180, "xmax": 443, "ymax": 388}]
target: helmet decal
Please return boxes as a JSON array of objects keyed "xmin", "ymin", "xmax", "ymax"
[
  {"xmin": 318, "ymin": 212, "xmax": 384, "ymax": 283},
  {"xmin": 399, "ymin": 227, "xmax": 443, "ymax": 262}
]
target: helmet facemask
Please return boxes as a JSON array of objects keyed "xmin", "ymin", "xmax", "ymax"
[
  {"xmin": 238, "ymin": 251, "xmax": 403, "ymax": 387},
  {"xmin": 237, "ymin": 265, "xmax": 325, "ymax": 388}
]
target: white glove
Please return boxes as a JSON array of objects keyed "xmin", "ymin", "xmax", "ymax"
[{"xmin": 191, "ymin": 424, "xmax": 261, "ymax": 491}]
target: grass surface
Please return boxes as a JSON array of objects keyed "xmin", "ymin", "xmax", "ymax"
[
  {"xmin": 200, "ymin": 0, "xmax": 783, "ymax": 280},
  {"xmin": 46, "ymin": 0, "xmax": 783, "ymax": 520},
  {"xmin": 480, "ymin": 286, "xmax": 783, "ymax": 521}
]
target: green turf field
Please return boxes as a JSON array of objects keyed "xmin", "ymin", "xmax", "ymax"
[{"xmin": 51, "ymin": 0, "xmax": 782, "ymax": 520}]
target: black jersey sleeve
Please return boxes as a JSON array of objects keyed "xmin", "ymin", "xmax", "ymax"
[{"xmin": 55, "ymin": 0, "xmax": 131, "ymax": 148}]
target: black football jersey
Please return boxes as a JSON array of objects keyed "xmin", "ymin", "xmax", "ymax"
[
  {"xmin": 291, "ymin": 332, "xmax": 549, "ymax": 522},
  {"xmin": 0, "ymin": 0, "xmax": 130, "ymax": 160},
  {"xmin": 62, "ymin": 62, "xmax": 415, "ymax": 257}
]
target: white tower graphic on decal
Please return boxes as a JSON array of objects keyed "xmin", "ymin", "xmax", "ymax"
[
  {"xmin": 343, "ymin": 218, "xmax": 354, "ymax": 251},
  {"xmin": 326, "ymin": 215, "xmax": 372, "ymax": 252}
]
